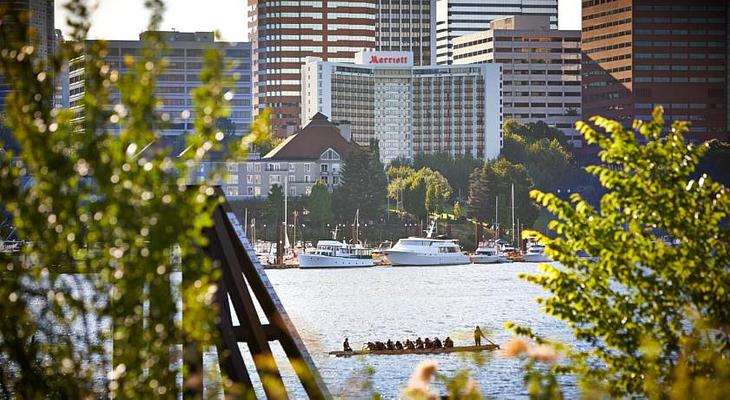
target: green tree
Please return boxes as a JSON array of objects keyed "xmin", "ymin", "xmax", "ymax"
[
  {"xmin": 387, "ymin": 166, "xmax": 452, "ymax": 222},
  {"xmin": 0, "ymin": 1, "xmax": 269, "ymax": 397},
  {"xmin": 503, "ymin": 119, "xmax": 570, "ymax": 149},
  {"xmin": 253, "ymin": 135, "xmax": 284, "ymax": 156},
  {"xmin": 412, "ymin": 152, "xmax": 481, "ymax": 200},
  {"xmin": 453, "ymin": 201, "xmax": 463, "ymax": 220},
  {"xmin": 307, "ymin": 179, "xmax": 333, "ymax": 230},
  {"xmin": 502, "ymin": 120, "xmax": 579, "ymax": 191},
  {"xmin": 515, "ymin": 107, "xmax": 730, "ymax": 397},
  {"xmin": 265, "ymin": 183, "xmax": 284, "ymax": 226},
  {"xmin": 334, "ymin": 144, "xmax": 387, "ymax": 222},
  {"xmin": 468, "ymin": 158, "xmax": 538, "ymax": 229}
]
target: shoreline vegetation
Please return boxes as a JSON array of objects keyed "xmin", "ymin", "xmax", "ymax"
[{"xmin": 0, "ymin": 0, "xmax": 728, "ymax": 398}]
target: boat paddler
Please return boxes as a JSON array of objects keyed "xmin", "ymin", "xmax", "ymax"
[
  {"xmin": 343, "ymin": 338, "xmax": 352, "ymax": 352},
  {"xmin": 474, "ymin": 326, "xmax": 486, "ymax": 346}
]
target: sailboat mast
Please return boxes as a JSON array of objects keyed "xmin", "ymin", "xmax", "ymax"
[
  {"xmin": 284, "ymin": 178, "xmax": 288, "ymax": 245},
  {"xmin": 511, "ymin": 183, "xmax": 515, "ymax": 246},
  {"xmin": 495, "ymin": 195, "xmax": 498, "ymax": 237}
]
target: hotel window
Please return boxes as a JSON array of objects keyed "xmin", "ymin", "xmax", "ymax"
[
  {"xmin": 288, "ymin": 175, "xmax": 295, "ymax": 183},
  {"xmin": 305, "ymin": 175, "xmax": 311, "ymax": 183},
  {"xmin": 226, "ymin": 186, "xmax": 239, "ymax": 196},
  {"xmin": 320, "ymin": 164, "xmax": 328, "ymax": 173}
]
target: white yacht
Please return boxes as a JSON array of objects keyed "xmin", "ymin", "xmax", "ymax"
[
  {"xmin": 298, "ymin": 240, "xmax": 374, "ymax": 268},
  {"xmin": 471, "ymin": 244, "xmax": 508, "ymax": 264},
  {"xmin": 523, "ymin": 244, "xmax": 551, "ymax": 262},
  {"xmin": 385, "ymin": 237, "xmax": 468, "ymax": 266}
]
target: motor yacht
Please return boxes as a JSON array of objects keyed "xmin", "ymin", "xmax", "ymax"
[
  {"xmin": 385, "ymin": 237, "xmax": 469, "ymax": 266},
  {"xmin": 298, "ymin": 240, "xmax": 374, "ymax": 268},
  {"xmin": 471, "ymin": 243, "xmax": 508, "ymax": 264},
  {"xmin": 523, "ymin": 244, "xmax": 551, "ymax": 262}
]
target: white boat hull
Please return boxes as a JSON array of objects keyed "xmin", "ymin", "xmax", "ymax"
[
  {"xmin": 385, "ymin": 250, "xmax": 469, "ymax": 266},
  {"xmin": 298, "ymin": 253, "xmax": 373, "ymax": 268},
  {"xmin": 523, "ymin": 254, "xmax": 551, "ymax": 263},
  {"xmin": 470, "ymin": 254, "xmax": 505, "ymax": 264}
]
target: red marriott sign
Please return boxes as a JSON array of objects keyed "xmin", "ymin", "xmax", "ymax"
[{"xmin": 369, "ymin": 55, "xmax": 409, "ymax": 64}]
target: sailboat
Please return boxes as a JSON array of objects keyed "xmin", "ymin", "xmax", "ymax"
[{"xmin": 298, "ymin": 210, "xmax": 374, "ymax": 268}]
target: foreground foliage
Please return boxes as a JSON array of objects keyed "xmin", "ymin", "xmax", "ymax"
[
  {"xmin": 517, "ymin": 107, "xmax": 730, "ymax": 397},
  {"xmin": 0, "ymin": 1, "xmax": 267, "ymax": 397}
]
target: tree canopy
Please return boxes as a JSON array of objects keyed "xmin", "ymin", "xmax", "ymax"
[
  {"xmin": 307, "ymin": 179, "xmax": 333, "ymax": 229},
  {"xmin": 515, "ymin": 106, "xmax": 730, "ymax": 397},
  {"xmin": 501, "ymin": 120, "xmax": 579, "ymax": 191},
  {"xmin": 0, "ymin": 2, "xmax": 269, "ymax": 397},
  {"xmin": 467, "ymin": 158, "xmax": 539, "ymax": 232},
  {"xmin": 264, "ymin": 183, "xmax": 284, "ymax": 226},
  {"xmin": 387, "ymin": 166, "xmax": 452, "ymax": 222},
  {"xmin": 333, "ymin": 142, "xmax": 387, "ymax": 223}
]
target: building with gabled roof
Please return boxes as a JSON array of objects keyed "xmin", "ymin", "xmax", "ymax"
[
  {"xmin": 263, "ymin": 112, "xmax": 353, "ymax": 161},
  {"xmin": 190, "ymin": 112, "xmax": 355, "ymax": 199}
]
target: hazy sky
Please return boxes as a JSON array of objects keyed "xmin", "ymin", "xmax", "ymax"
[{"xmin": 55, "ymin": 0, "xmax": 581, "ymax": 41}]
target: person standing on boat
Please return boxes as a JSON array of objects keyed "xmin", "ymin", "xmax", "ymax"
[
  {"xmin": 474, "ymin": 326, "xmax": 486, "ymax": 346},
  {"xmin": 343, "ymin": 338, "xmax": 352, "ymax": 352}
]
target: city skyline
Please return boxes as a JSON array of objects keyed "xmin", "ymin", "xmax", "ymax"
[{"xmin": 54, "ymin": 0, "xmax": 581, "ymax": 41}]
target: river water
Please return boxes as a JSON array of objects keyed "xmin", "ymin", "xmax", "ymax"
[{"xmin": 257, "ymin": 263, "xmax": 580, "ymax": 399}]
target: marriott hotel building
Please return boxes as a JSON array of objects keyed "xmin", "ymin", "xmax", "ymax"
[{"xmin": 301, "ymin": 51, "xmax": 502, "ymax": 165}]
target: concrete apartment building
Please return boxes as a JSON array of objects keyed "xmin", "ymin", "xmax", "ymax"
[
  {"xmin": 582, "ymin": 0, "xmax": 728, "ymax": 141},
  {"xmin": 192, "ymin": 113, "xmax": 353, "ymax": 198},
  {"xmin": 68, "ymin": 31, "xmax": 253, "ymax": 136},
  {"xmin": 247, "ymin": 0, "xmax": 377, "ymax": 137},
  {"xmin": 0, "ymin": 0, "xmax": 56, "ymax": 114},
  {"xmin": 452, "ymin": 16, "xmax": 582, "ymax": 143},
  {"xmin": 376, "ymin": 0, "xmax": 436, "ymax": 66},
  {"xmin": 436, "ymin": 0, "xmax": 558, "ymax": 65},
  {"xmin": 301, "ymin": 50, "xmax": 502, "ymax": 165}
]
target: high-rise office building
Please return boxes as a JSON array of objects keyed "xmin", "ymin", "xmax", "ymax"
[
  {"xmin": 376, "ymin": 0, "xmax": 436, "ymax": 66},
  {"xmin": 452, "ymin": 16, "xmax": 582, "ymax": 143},
  {"xmin": 301, "ymin": 51, "xmax": 502, "ymax": 165},
  {"xmin": 247, "ymin": 0, "xmax": 377, "ymax": 137},
  {"xmin": 0, "ymin": 0, "xmax": 56, "ymax": 114},
  {"xmin": 582, "ymin": 0, "xmax": 728, "ymax": 141},
  {"xmin": 436, "ymin": 0, "xmax": 558, "ymax": 65},
  {"xmin": 68, "ymin": 31, "xmax": 252, "ymax": 137}
]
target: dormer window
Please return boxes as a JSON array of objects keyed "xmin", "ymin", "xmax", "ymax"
[{"xmin": 320, "ymin": 148, "xmax": 340, "ymax": 161}]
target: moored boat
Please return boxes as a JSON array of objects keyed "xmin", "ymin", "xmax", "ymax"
[
  {"xmin": 471, "ymin": 242, "xmax": 509, "ymax": 264},
  {"xmin": 385, "ymin": 220, "xmax": 469, "ymax": 266},
  {"xmin": 298, "ymin": 240, "xmax": 374, "ymax": 268},
  {"xmin": 523, "ymin": 244, "xmax": 551, "ymax": 262},
  {"xmin": 385, "ymin": 238, "xmax": 469, "ymax": 266}
]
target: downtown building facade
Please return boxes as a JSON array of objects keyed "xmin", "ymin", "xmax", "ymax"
[
  {"xmin": 247, "ymin": 0, "xmax": 378, "ymax": 137},
  {"xmin": 68, "ymin": 31, "xmax": 253, "ymax": 136},
  {"xmin": 436, "ymin": 0, "xmax": 558, "ymax": 65},
  {"xmin": 0, "ymin": 0, "xmax": 56, "ymax": 114},
  {"xmin": 376, "ymin": 0, "xmax": 436, "ymax": 66},
  {"xmin": 582, "ymin": 0, "xmax": 729, "ymax": 141},
  {"xmin": 452, "ymin": 16, "xmax": 582, "ymax": 143},
  {"xmin": 301, "ymin": 51, "xmax": 502, "ymax": 165}
]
